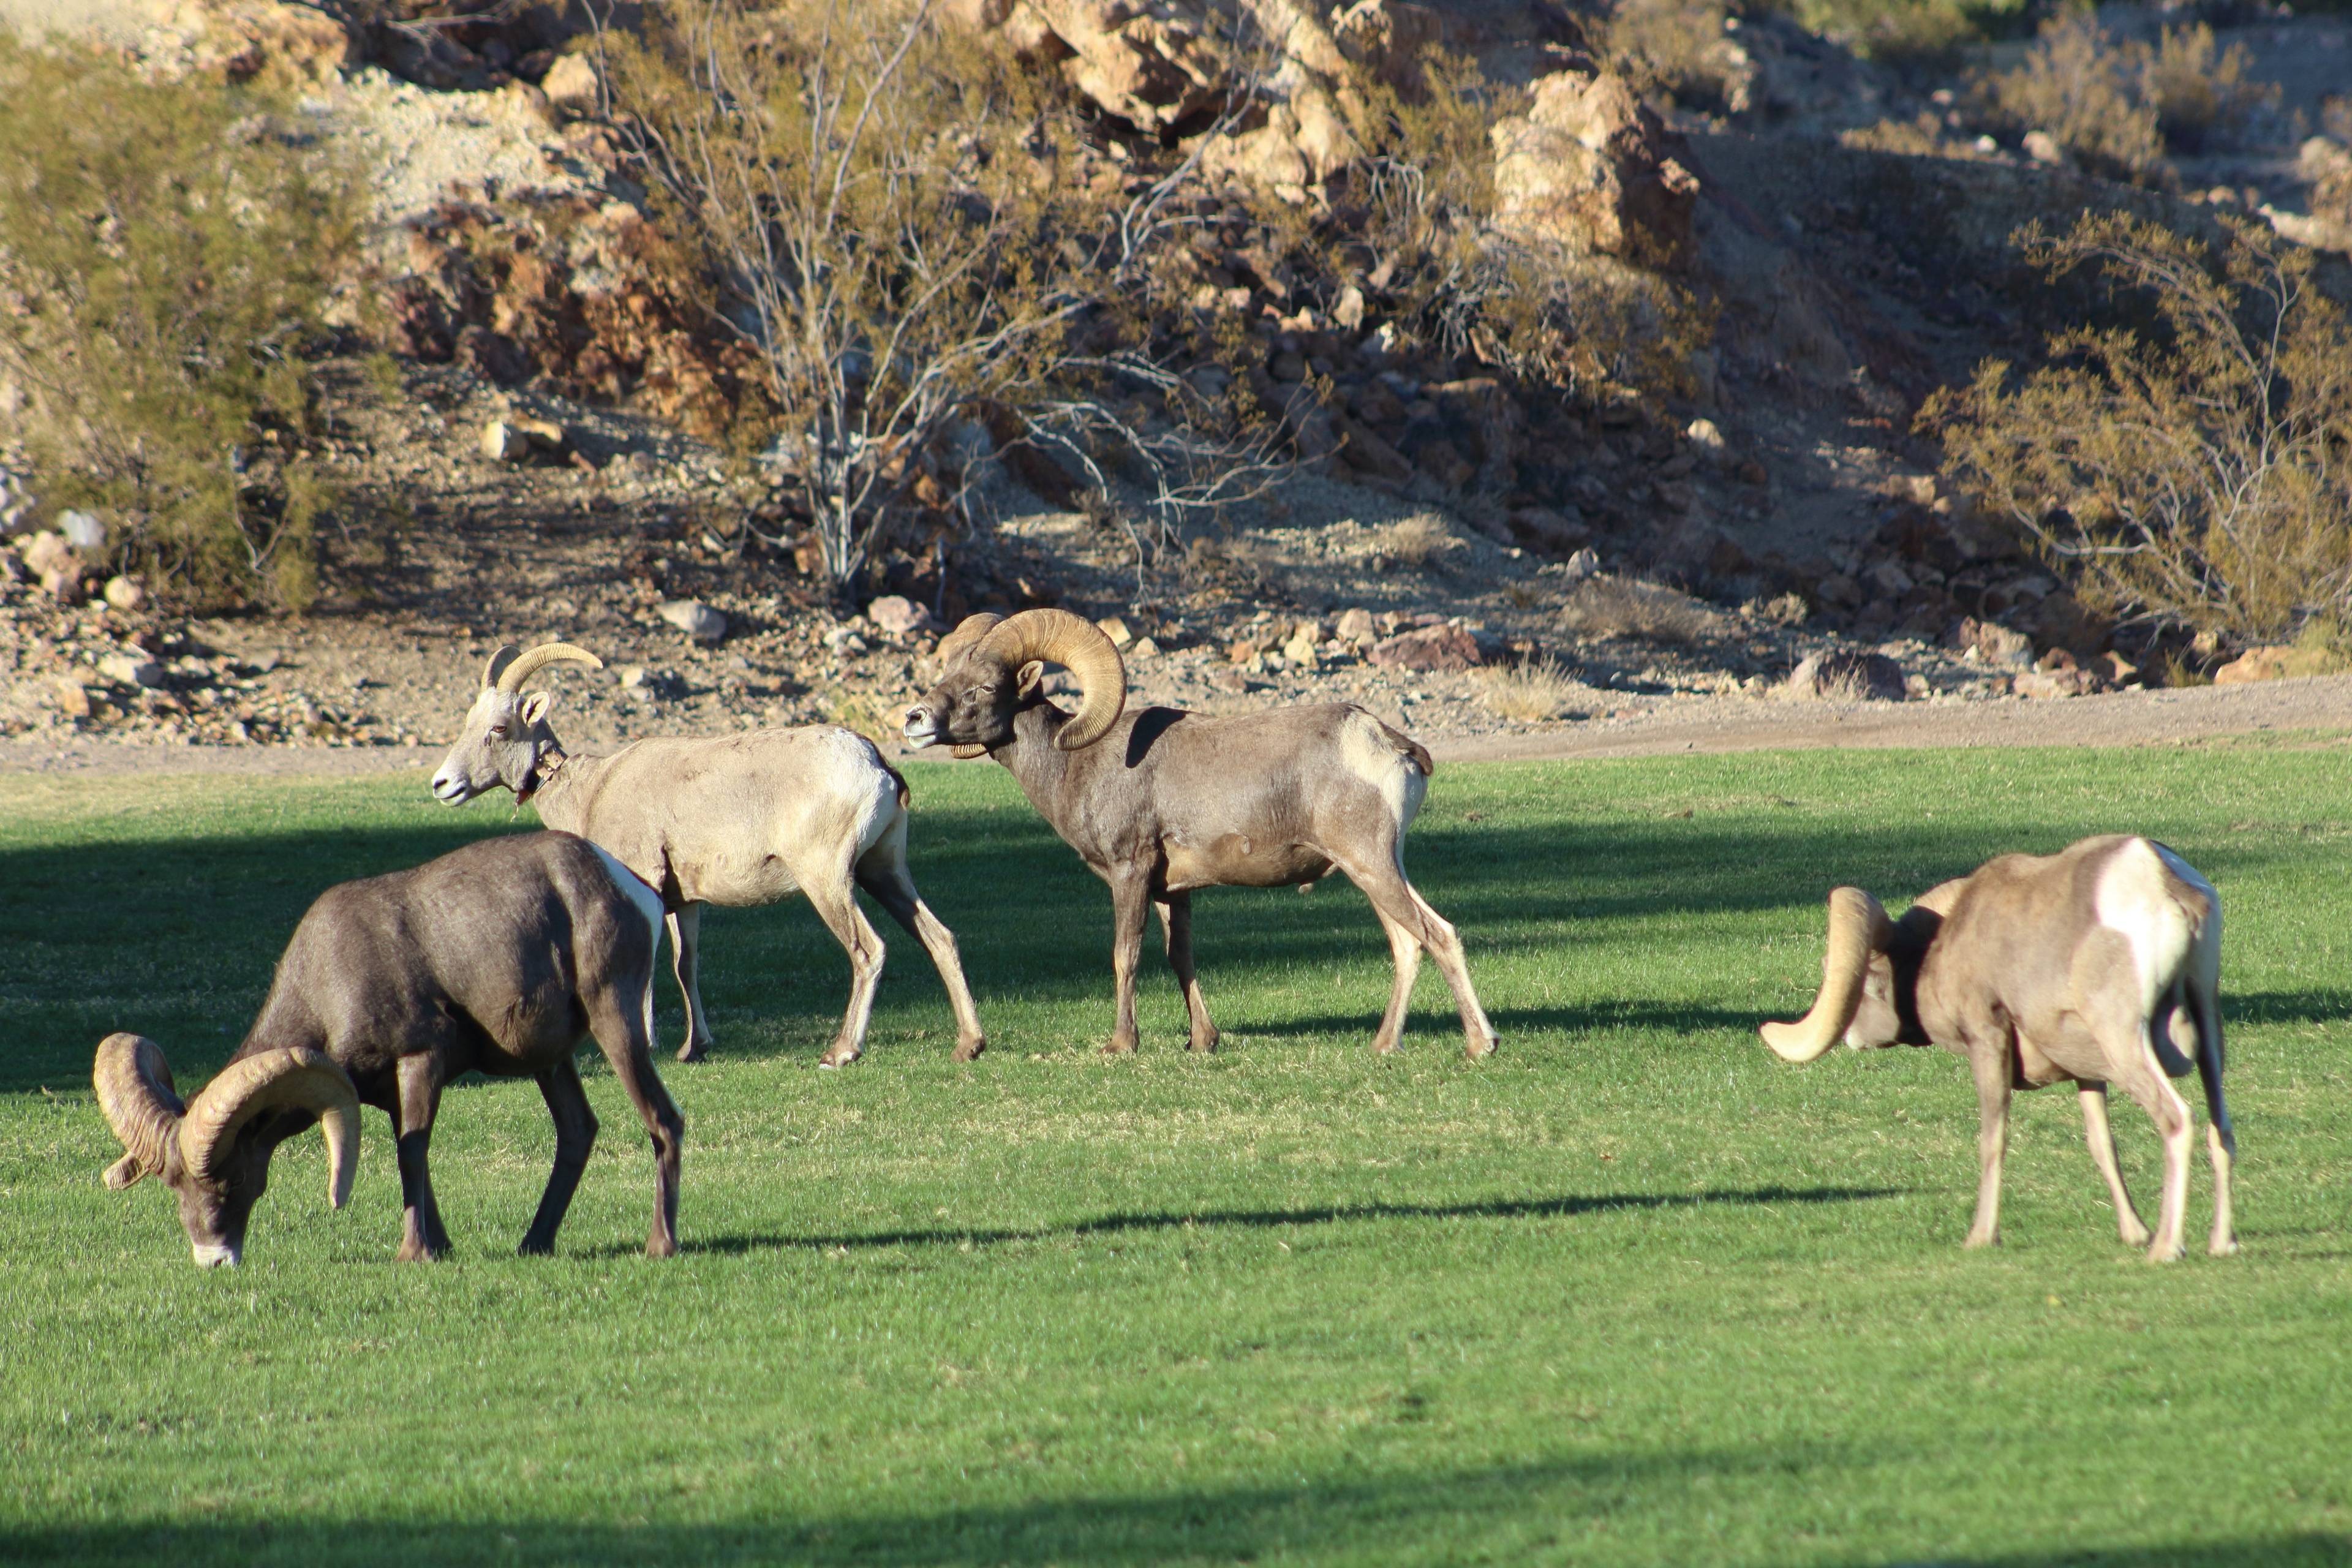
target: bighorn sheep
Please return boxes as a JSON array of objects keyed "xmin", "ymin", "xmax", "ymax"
[
  {"xmin": 1760, "ymin": 834, "xmax": 2234, "ymax": 1262},
  {"xmin": 900, "ymin": 609, "xmax": 1494, "ymax": 1058},
  {"xmin": 96, "ymin": 832, "xmax": 684, "ymax": 1265},
  {"xmin": 431, "ymin": 642, "xmax": 985, "ymax": 1068}
]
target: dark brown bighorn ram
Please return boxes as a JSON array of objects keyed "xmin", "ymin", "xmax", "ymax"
[
  {"xmin": 902, "ymin": 609, "xmax": 1496, "ymax": 1058},
  {"xmin": 1762, "ymin": 834, "xmax": 2234, "ymax": 1262},
  {"xmin": 96, "ymin": 832, "xmax": 684, "ymax": 1265},
  {"xmin": 432, "ymin": 641, "xmax": 984, "ymax": 1068}
]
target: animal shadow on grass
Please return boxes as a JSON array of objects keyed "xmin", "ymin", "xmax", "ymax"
[
  {"xmin": 4, "ymin": 796, "xmax": 2331, "ymax": 1088},
  {"xmin": 616, "ymin": 1183, "xmax": 1903, "ymax": 1261}
]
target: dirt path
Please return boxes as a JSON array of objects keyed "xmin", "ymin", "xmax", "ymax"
[{"xmin": 7, "ymin": 674, "xmax": 2347, "ymax": 779}]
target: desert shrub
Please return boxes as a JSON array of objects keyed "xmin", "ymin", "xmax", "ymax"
[
  {"xmin": 1558, "ymin": 575, "xmax": 1722, "ymax": 642},
  {"xmin": 1603, "ymin": 0, "xmax": 1743, "ymax": 113},
  {"xmin": 1381, "ymin": 513, "xmax": 1456, "ymax": 568},
  {"xmin": 1975, "ymin": 8, "xmax": 2165, "ymax": 183},
  {"xmin": 1479, "ymin": 654, "xmax": 1581, "ymax": 721},
  {"xmin": 2311, "ymin": 102, "xmax": 2352, "ymax": 228},
  {"xmin": 1924, "ymin": 213, "xmax": 2352, "ymax": 640},
  {"xmin": 1787, "ymin": 0, "xmax": 2034, "ymax": 67},
  {"xmin": 1973, "ymin": 12, "xmax": 2272, "ymax": 183},
  {"xmin": 0, "ymin": 36, "xmax": 360, "ymax": 609},
  {"xmin": 2138, "ymin": 23, "xmax": 2273, "ymax": 154}
]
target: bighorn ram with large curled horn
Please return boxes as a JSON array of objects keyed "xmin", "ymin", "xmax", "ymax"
[
  {"xmin": 432, "ymin": 641, "xmax": 984, "ymax": 1068},
  {"xmin": 97, "ymin": 832, "xmax": 684, "ymax": 1265},
  {"xmin": 1761, "ymin": 834, "xmax": 2234, "ymax": 1262},
  {"xmin": 901, "ymin": 609, "xmax": 1495, "ymax": 1058}
]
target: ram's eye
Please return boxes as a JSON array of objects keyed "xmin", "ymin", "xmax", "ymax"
[{"xmin": 489, "ymin": 724, "xmax": 507, "ymax": 739}]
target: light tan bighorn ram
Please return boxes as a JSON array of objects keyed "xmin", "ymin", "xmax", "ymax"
[
  {"xmin": 901, "ymin": 609, "xmax": 1495, "ymax": 1059},
  {"xmin": 432, "ymin": 641, "xmax": 985, "ymax": 1068},
  {"xmin": 1762, "ymin": 834, "xmax": 2234, "ymax": 1262}
]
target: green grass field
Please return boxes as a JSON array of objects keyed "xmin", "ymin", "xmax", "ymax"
[{"xmin": 2, "ymin": 746, "xmax": 2349, "ymax": 1566}]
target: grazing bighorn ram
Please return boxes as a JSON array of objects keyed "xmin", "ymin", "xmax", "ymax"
[
  {"xmin": 1760, "ymin": 834, "xmax": 2234, "ymax": 1262},
  {"xmin": 431, "ymin": 641, "xmax": 985, "ymax": 1068},
  {"xmin": 96, "ymin": 832, "xmax": 684, "ymax": 1265},
  {"xmin": 900, "ymin": 609, "xmax": 1494, "ymax": 1058}
]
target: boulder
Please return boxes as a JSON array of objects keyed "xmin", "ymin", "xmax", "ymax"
[
  {"xmin": 2211, "ymin": 646, "xmax": 2339, "ymax": 685},
  {"xmin": 1329, "ymin": 0, "xmax": 1443, "ymax": 94},
  {"xmin": 2012, "ymin": 666, "xmax": 2104, "ymax": 698},
  {"xmin": 1368, "ymin": 623, "xmax": 1483, "ymax": 673},
  {"xmin": 1335, "ymin": 606, "xmax": 1378, "ymax": 647},
  {"xmin": 1781, "ymin": 649, "xmax": 1906, "ymax": 702},
  {"xmin": 102, "ymin": 576, "xmax": 148, "ymax": 612},
  {"xmin": 867, "ymin": 595, "xmax": 934, "ymax": 636},
  {"xmin": 98, "ymin": 655, "xmax": 166, "ymax": 689},
  {"xmin": 1951, "ymin": 615, "xmax": 2034, "ymax": 669},
  {"xmin": 1488, "ymin": 70, "xmax": 1700, "ymax": 268},
  {"xmin": 1027, "ymin": 0, "xmax": 1234, "ymax": 130},
  {"xmin": 657, "ymin": 600, "xmax": 728, "ymax": 643},
  {"xmin": 21, "ymin": 531, "xmax": 76, "ymax": 579},
  {"xmin": 540, "ymin": 53, "xmax": 601, "ymax": 113},
  {"xmin": 58, "ymin": 510, "xmax": 106, "ymax": 552}
]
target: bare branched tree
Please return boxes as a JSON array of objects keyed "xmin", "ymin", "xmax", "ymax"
[
  {"xmin": 1926, "ymin": 213, "xmax": 2352, "ymax": 639},
  {"xmin": 604, "ymin": 0, "xmax": 1300, "ymax": 600}
]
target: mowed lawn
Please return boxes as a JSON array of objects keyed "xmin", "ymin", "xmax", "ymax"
[{"xmin": 2, "ymin": 745, "xmax": 2349, "ymax": 1567}]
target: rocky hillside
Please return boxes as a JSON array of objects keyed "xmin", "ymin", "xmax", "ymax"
[{"xmin": 1, "ymin": 0, "xmax": 2347, "ymax": 755}]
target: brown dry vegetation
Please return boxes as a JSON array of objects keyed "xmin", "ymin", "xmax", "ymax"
[{"xmin": 1926, "ymin": 213, "xmax": 2352, "ymax": 639}]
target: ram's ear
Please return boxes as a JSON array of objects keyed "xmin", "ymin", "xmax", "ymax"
[
  {"xmin": 1016, "ymin": 660, "xmax": 1046, "ymax": 698},
  {"xmin": 522, "ymin": 690, "xmax": 556, "ymax": 726},
  {"xmin": 102, "ymin": 1153, "xmax": 146, "ymax": 1190}
]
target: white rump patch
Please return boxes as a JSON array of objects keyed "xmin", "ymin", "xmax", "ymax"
[
  {"xmin": 1340, "ymin": 714, "xmax": 1426, "ymax": 830},
  {"xmin": 586, "ymin": 842, "xmax": 667, "ymax": 1042},
  {"xmin": 829, "ymin": 728, "xmax": 903, "ymax": 859},
  {"xmin": 2094, "ymin": 838, "xmax": 2196, "ymax": 1019}
]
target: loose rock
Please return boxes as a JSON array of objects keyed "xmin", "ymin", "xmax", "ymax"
[
  {"xmin": 867, "ymin": 595, "xmax": 933, "ymax": 636},
  {"xmin": 1781, "ymin": 649, "xmax": 1907, "ymax": 701},
  {"xmin": 1368, "ymin": 623, "xmax": 1483, "ymax": 673},
  {"xmin": 658, "ymin": 599, "xmax": 728, "ymax": 643}
]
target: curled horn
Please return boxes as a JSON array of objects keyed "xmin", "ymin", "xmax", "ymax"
[
  {"xmin": 932, "ymin": 612, "xmax": 1003, "ymax": 670},
  {"xmin": 493, "ymin": 642, "xmax": 604, "ymax": 694},
  {"xmin": 976, "ymin": 609, "xmax": 1127, "ymax": 752},
  {"xmin": 481, "ymin": 645, "xmax": 522, "ymax": 690},
  {"xmin": 1760, "ymin": 888, "xmax": 1893, "ymax": 1063},
  {"xmin": 94, "ymin": 1033, "xmax": 186, "ymax": 1189},
  {"xmin": 179, "ymin": 1048, "xmax": 363, "ymax": 1210}
]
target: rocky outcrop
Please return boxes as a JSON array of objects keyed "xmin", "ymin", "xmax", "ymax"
[
  {"xmin": 385, "ymin": 187, "xmax": 753, "ymax": 437},
  {"xmin": 1490, "ymin": 69, "xmax": 1702, "ymax": 268}
]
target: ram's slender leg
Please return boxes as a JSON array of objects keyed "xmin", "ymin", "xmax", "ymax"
[
  {"xmin": 857, "ymin": 840, "xmax": 986, "ymax": 1061},
  {"xmin": 1338, "ymin": 845, "xmax": 1496, "ymax": 1060},
  {"xmin": 804, "ymin": 867, "xmax": 886, "ymax": 1069},
  {"xmin": 666, "ymin": 902, "xmax": 714, "ymax": 1063},
  {"xmin": 1155, "ymin": 892, "xmax": 1218, "ymax": 1053},
  {"xmin": 1367, "ymin": 908, "xmax": 1423, "ymax": 1056},
  {"xmin": 2188, "ymin": 970, "xmax": 2237, "ymax": 1257},
  {"xmin": 2078, "ymin": 1082, "xmax": 2152, "ymax": 1248},
  {"xmin": 393, "ymin": 1054, "xmax": 450, "ymax": 1262},
  {"xmin": 586, "ymin": 982, "xmax": 683, "ymax": 1259},
  {"xmin": 1105, "ymin": 870, "xmax": 1150, "ymax": 1055},
  {"xmin": 2109, "ymin": 1022, "xmax": 2195, "ymax": 1264},
  {"xmin": 520, "ymin": 1055, "xmax": 599, "ymax": 1256},
  {"xmin": 1962, "ymin": 1035, "xmax": 2012, "ymax": 1250}
]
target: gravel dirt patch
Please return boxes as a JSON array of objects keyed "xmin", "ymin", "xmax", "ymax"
[{"xmin": 7, "ymin": 671, "xmax": 2345, "ymax": 779}]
